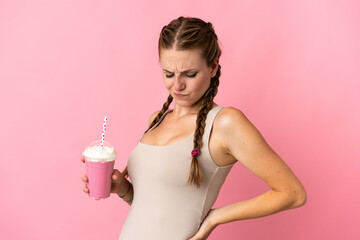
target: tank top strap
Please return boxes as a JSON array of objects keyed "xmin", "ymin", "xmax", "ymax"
[{"xmin": 202, "ymin": 105, "xmax": 224, "ymax": 147}]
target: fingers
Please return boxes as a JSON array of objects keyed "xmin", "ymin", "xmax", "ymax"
[
  {"xmin": 82, "ymin": 174, "xmax": 88, "ymax": 182},
  {"xmin": 82, "ymin": 174, "xmax": 89, "ymax": 193},
  {"xmin": 81, "ymin": 156, "xmax": 89, "ymax": 194},
  {"xmin": 112, "ymin": 174, "xmax": 118, "ymax": 181},
  {"xmin": 112, "ymin": 169, "xmax": 120, "ymax": 181},
  {"xmin": 83, "ymin": 184, "xmax": 89, "ymax": 193},
  {"xmin": 112, "ymin": 169, "xmax": 123, "ymax": 182}
]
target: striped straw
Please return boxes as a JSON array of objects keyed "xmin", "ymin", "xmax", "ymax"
[{"xmin": 100, "ymin": 116, "xmax": 107, "ymax": 150}]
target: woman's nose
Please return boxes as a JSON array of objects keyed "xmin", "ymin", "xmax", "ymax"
[{"xmin": 173, "ymin": 76, "xmax": 185, "ymax": 91}]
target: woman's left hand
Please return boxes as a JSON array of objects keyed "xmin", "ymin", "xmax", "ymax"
[{"xmin": 188, "ymin": 208, "xmax": 219, "ymax": 240}]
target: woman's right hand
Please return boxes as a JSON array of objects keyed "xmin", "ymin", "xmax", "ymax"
[
  {"xmin": 81, "ymin": 156, "xmax": 129, "ymax": 196},
  {"xmin": 81, "ymin": 156, "xmax": 90, "ymax": 194},
  {"xmin": 110, "ymin": 167, "xmax": 129, "ymax": 196}
]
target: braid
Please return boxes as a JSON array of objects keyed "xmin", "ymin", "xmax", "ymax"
[
  {"xmin": 187, "ymin": 64, "xmax": 221, "ymax": 188},
  {"xmin": 146, "ymin": 94, "xmax": 173, "ymax": 134},
  {"xmin": 121, "ymin": 66, "xmax": 221, "ymax": 182},
  {"xmin": 121, "ymin": 94, "xmax": 173, "ymax": 179}
]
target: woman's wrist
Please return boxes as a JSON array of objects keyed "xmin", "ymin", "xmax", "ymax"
[
  {"xmin": 117, "ymin": 180, "xmax": 133, "ymax": 203},
  {"xmin": 118, "ymin": 181, "xmax": 131, "ymax": 198}
]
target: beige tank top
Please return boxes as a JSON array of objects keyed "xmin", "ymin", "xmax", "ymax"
[{"xmin": 119, "ymin": 105, "xmax": 236, "ymax": 240}]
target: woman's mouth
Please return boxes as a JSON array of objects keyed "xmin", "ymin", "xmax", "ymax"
[{"xmin": 174, "ymin": 93, "xmax": 187, "ymax": 98}]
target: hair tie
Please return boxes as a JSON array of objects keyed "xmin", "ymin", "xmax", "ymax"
[{"xmin": 191, "ymin": 148, "xmax": 200, "ymax": 157}]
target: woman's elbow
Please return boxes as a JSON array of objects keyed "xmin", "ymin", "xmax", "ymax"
[{"xmin": 294, "ymin": 187, "xmax": 307, "ymax": 207}]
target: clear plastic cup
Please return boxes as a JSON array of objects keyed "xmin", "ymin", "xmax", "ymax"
[{"xmin": 82, "ymin": 140, "xmax": 117, "ymax": 200}]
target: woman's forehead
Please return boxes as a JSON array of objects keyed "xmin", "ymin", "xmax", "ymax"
[{"xmin": 159, "ymin": 48, "xmax": 206, "ymax": 70}]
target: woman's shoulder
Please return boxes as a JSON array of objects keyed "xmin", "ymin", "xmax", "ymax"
[
  {"xmin": 214, "ymin": 106, "xmax": 257, "ymax": 140},
  {"xmin": 213, "ymin": 106, "xmax": 264, "ymax": 160},
  {"xmin": 215, "ymin": 106, "xmax": 250, "ymax": 127}
]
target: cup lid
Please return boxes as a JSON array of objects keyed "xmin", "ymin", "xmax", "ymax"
[{"xmin": 82, "ymin": 140, "xmax": 117, "ymax": 161}]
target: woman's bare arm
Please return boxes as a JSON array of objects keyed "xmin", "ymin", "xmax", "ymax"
[{"xmin": 209, "ymin": 107, "xmax": 307, "ymax": 226}]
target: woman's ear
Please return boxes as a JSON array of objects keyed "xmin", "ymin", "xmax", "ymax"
[{"xmin": 210, "ymin": 59, "xmax": 219, "ymax": 78}]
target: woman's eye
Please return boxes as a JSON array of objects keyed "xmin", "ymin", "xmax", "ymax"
[
  {"xmin": 165, "ymin": 74, "xmax": 173, "ymax": 78},
  {"xmin": 186, "ymin": 72, "xmax": 197, "ymax": 78},
  {"xmin": 165, "ymin": 72, "xmax": 197, "ymax": 78}
]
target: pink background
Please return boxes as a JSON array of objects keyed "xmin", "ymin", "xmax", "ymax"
[{"xmin": 1, "ymin": 0, "xmax": 359, "ymax": 239}]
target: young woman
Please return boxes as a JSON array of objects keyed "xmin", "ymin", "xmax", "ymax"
[{"xmin": 81, "ymin": 16, "xmax": 307, "ymax": 240}]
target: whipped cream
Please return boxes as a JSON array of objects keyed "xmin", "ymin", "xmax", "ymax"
[{"xmin": 82, "ymin": 145, "xmax": 117, "ymax": 162}]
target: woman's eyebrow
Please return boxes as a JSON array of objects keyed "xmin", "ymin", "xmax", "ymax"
[{"xmin": 163, "ymin": 69, "xmax": 198, "ymax": 73}]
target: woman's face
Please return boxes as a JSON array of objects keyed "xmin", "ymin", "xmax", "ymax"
[{"xmin": 159, "ymin": 48, "xmax": 218, "ymax": 107}]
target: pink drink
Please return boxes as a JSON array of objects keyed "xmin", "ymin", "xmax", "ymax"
[{"xmin": 83, "ymin": 140, "xmax": 117, "ymax": 200}]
